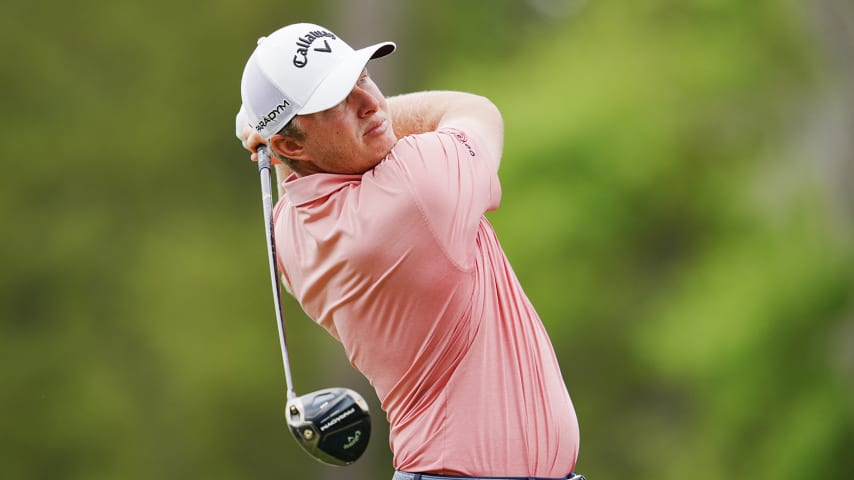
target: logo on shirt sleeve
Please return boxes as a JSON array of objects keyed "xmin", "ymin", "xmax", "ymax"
[{"xmin": 453, "ymin": 131, "xmax": 477, "ymax": 157}]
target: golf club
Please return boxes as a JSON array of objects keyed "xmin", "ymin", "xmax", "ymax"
[{"xmin": 256, "ymin": 145, "xmax": 372, "ymax": 466}]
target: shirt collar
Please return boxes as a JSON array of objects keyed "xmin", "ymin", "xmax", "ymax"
[{"xmin": 282, "ymin": 172, "xmax": 362, "ymax": 206}]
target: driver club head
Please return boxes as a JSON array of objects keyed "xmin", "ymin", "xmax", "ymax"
[{"xmin": 286, "ymin": 387, "xmax": 371, "ymax": 466}]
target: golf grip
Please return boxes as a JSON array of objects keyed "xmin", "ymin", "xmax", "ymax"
[{"xmin": 257, "ymin": 146, "xmax": 297, "ymax": 400}]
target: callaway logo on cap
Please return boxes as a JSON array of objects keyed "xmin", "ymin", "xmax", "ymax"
[{"xmin": 238, "ymin": 23, "xmax": 396, "ymax": 139}]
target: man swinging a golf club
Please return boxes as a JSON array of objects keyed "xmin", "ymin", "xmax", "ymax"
[{"xmin": 235, "ymin": 22, "xmax": 585, "ymax": 480}]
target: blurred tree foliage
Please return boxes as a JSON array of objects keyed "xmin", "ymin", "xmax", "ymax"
[{"xmin": 1, "ymin": 0, "xmax": 851, "ymax": 479}]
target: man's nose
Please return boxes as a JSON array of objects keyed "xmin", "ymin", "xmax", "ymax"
[{"xmin": 351, "ymin": 86, "xmax": 379, "ymax": 118}]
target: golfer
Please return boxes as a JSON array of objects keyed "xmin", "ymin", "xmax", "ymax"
[{"xmin": 236, "ymin": 22, "xmax": 584, "ymax": 480}]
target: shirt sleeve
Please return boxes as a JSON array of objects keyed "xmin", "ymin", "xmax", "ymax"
[{"xmin": 383, "ymin": 126, "xmax": 502, "ymax": 269}]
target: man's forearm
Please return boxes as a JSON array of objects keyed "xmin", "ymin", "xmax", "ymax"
[
  {"xmin": 274, "ymin": 163, "xmax": 292, "ymax": 200},
  {"xmin": 387, "ymin": 90, "xmax": 505, "ymax": 160},
  {"xmin": 388, "ymin": 91, "xmax": 491, "ymax": 138}
]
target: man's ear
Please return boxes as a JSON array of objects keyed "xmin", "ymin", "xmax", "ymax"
[{"xmin": 269, "ymin": 134, "xmax": 308, "ymax": 161}]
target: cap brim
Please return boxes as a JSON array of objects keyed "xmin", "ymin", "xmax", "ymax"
[{"xmin": 298, "ymin": 42, "xmax": 396, "ymax": 115}]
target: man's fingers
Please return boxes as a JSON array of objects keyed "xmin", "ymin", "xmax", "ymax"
[
  {"xmin": 235, "ymin": 108, "xmax": 277, "ymax": 164},
  {"xmin": 240, "ymin": 123, "xmax": 266, "ymax": 152}
]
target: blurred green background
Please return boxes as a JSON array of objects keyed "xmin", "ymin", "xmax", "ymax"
[{"xmin": 2, "ymin": 0, "xmax": 852, "ymax": 479}]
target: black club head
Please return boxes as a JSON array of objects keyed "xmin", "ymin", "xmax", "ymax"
[{"xmin": 285, "ymin": 387, "xmax": 371, "ymax": 466}]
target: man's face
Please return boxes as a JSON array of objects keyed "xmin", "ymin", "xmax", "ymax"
[{"xmin": 296, "ymin": 70, "xmax": 397, "ymax": 175}]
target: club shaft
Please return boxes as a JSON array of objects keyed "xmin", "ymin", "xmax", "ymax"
[{"xmin": 257, "ymin": 146, "xmax": 297, "ymax": 400}]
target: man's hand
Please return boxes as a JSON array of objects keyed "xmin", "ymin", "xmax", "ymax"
[
  {"xmin": 236, "ymin": 106, "xmax": 293, "ymax": 197},
  {"xmin": 240, "ymin": 123, "xmax": 270, "ymax": 164},
  {"xmin": 235, "ymin": 106, "xmax": 274, "ymax": 163}
]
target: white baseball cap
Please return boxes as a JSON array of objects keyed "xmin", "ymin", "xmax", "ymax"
[{"xmin": 237, "ymin": 23, "xmax": 396, "ymax": 139}]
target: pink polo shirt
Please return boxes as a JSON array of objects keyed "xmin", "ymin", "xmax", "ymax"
[{"xmin": 273, "ymin": 127, "xmax": 579, "ymax": 477}]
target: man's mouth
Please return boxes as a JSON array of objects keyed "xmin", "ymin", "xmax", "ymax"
[{"xmin": 363, "ymin": 118, "xmax": 387, "ymax": 137}]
